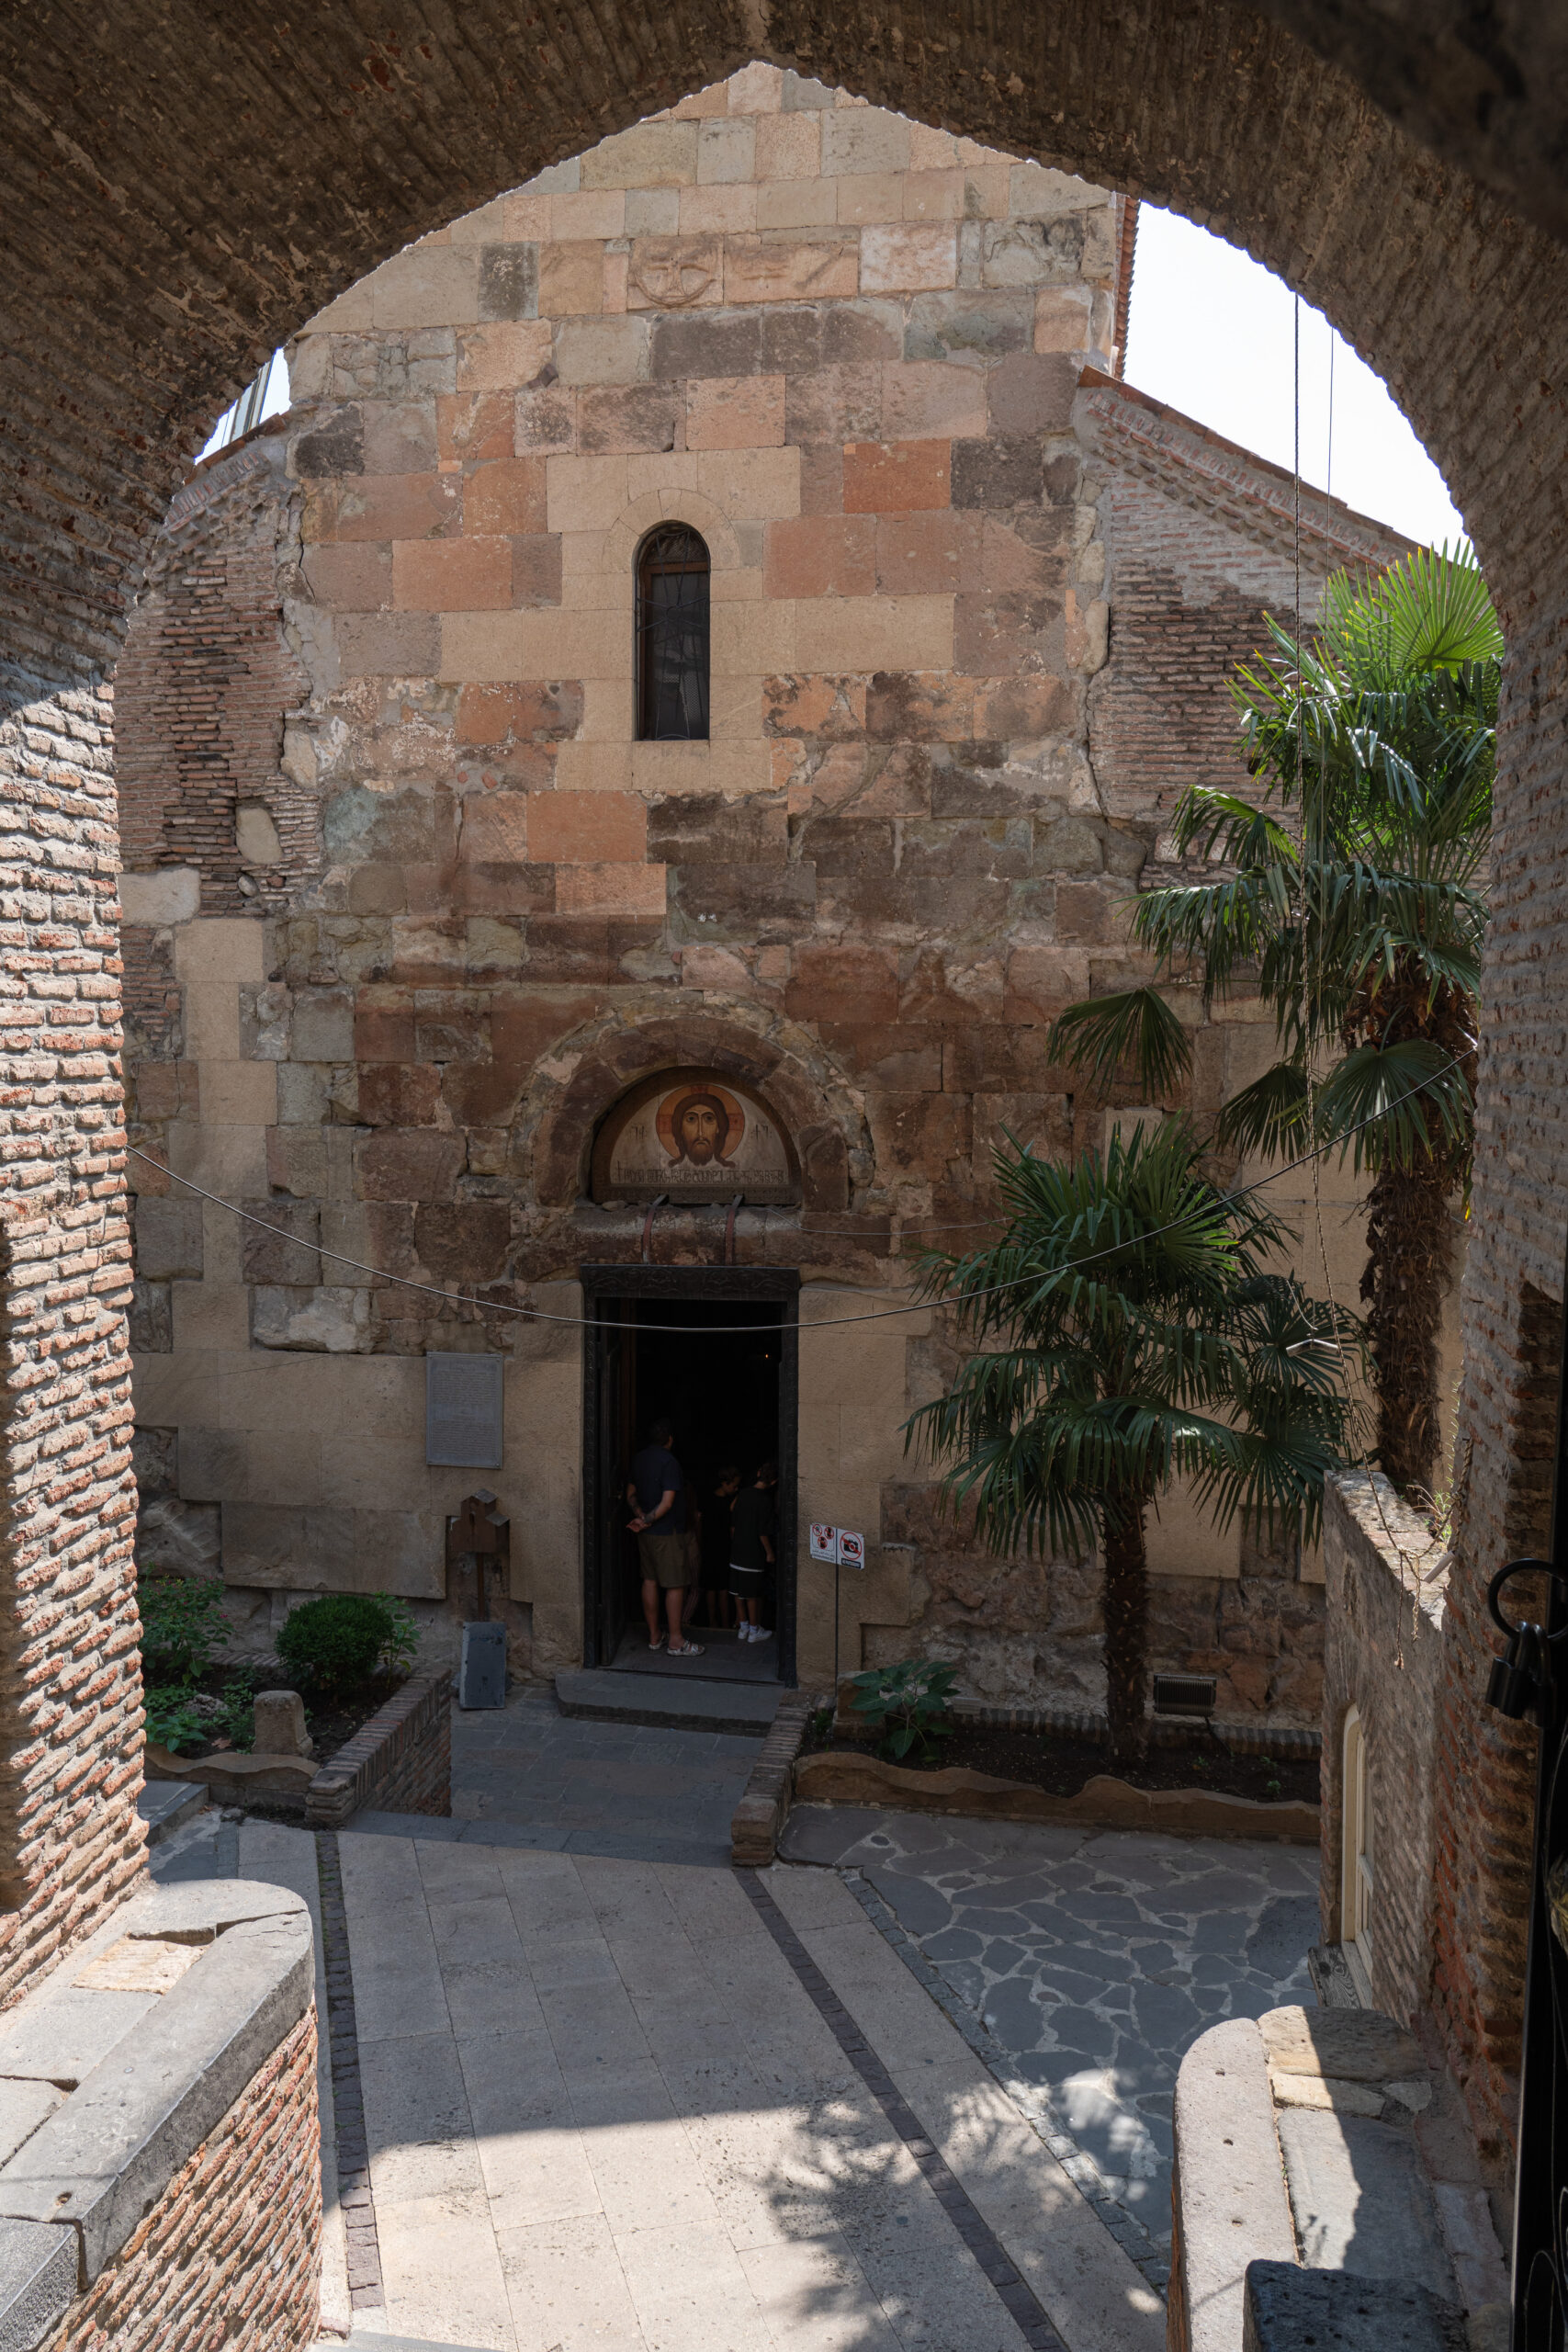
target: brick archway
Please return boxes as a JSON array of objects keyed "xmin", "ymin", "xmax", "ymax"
[{"xmin": 3, "ymin": 0, "xmax": 1567, "ymax": 2153}]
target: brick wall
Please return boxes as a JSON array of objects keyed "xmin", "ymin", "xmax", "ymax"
[
  {"xmin": 0, "ymin": 686, "xmax": 147, "ymax": 2010},
  {"xmin": 1319, "ymin": 1475, "xmax": 1447, "ymax": 2029},
  {"xmin": 39, "ymin": 2007, "xmax": 320, "ymax": 2352},
  {"xmin": 113, "ymin": 433, "xmax": 309, "ymax": 920},
  {"xmin": 305, "ymin": 1669, "xmax": 452, "ymax": 1826}
]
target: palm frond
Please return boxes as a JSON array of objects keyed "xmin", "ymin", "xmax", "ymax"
[
  {"xmin": 1313, "ymin": 1038, "xmax": 1473, "ymax": 1173},
  {"xmin": 1322, "ymin": 544, "xmax": 1503, "ymax": 684},
  {"xmin": 1213, "ymin": 1061, "xmax": 1312, "ymax": 1160},
  {"xmin": 1046, "ymin": 989, "xmax": 1192, "ymax": 1095}
]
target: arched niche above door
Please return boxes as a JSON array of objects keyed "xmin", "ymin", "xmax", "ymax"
[{"xmin": 592, "ymin": 1068, "xmax": 799, "ymax": 1206}]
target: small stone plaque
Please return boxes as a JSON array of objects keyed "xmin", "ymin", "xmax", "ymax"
[{"xmin": 426, "ymin": 1351, "xmax": 504, "ymax": 1469}]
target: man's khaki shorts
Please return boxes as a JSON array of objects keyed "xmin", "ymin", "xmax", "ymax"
[{"xmin": 637, "ymin": 1525, "xmax": 686, "ymax": 1588}]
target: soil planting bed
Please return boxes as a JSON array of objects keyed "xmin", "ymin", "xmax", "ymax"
[
  {"xmin": 792, "ymin": 1717, "xmax": 1321, "ymax": 1844},
  {"xmin": 161, "ymin": 1668, "xmax": 406, "ymax": 1768}
]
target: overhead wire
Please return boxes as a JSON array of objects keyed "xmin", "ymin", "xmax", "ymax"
[{"xmin": 124, "ymin": 1048, "xmax": 1461, "ymax": 1338}]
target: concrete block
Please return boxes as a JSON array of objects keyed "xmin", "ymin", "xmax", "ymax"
[
  {"xmin": 1276, "ymin": 2111, "xmax": 1457, "ymax": 2297},
  {"xmin": 1243, "ymin": 2261, "xmax": 1467, "ymax": 2352},
  {"xmin": 0, "ymin": 1905, "xmax": 313, "ymax": 2280},
  {"xmin": 0, "ymin": 2219, "xmax": 76, "ymax": 2352}
]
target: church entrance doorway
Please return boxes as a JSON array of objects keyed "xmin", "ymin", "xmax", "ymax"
[{"xmin": 581, "ymin": 1266, "xmax": 799, "ymax": 1687}]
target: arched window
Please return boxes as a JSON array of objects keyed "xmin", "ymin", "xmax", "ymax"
[{"xmin": 636, "ymin": 525, "xmax": 709, "ymax": 741}]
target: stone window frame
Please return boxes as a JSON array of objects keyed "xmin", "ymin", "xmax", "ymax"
[
  {"xmin": 594, "ymin": 488, "xmax": 761, "ymax": 794},
  {"xmin": 634, "ymin": 522, "xmax": 711, "ymax": 743}
]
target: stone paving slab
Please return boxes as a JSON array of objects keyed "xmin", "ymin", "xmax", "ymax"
[
  {"xmin": 333, "ymin": 1822, "xmax": 1160, "ymax": 2352},
  {"xmin": 432, "ymin": 1680, "xmax": 764, "ymax": 1864},
  {"xmin": 781, "ymin": 1802, "xmax": 1320, "ymax": 2251}
]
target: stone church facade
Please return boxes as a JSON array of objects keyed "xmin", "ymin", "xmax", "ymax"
[{"xmin": 116, "ymin": 64, "xmax": 1414, "ymax": 1718}]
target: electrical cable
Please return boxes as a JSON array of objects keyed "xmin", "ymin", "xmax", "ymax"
[{"xmin": 123, "ymin": 1049, "xmax": 1463, "ymax": 1338}]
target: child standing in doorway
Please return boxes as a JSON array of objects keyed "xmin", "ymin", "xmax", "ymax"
[{"xmin": 728, "ymin": 1461, "xmax": 777, "ymax": 1644}]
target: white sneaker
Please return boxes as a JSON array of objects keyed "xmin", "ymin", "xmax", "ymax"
[{"xmin": 750, "ymin": 1628, "xmax": 773, "ymax": 1644}]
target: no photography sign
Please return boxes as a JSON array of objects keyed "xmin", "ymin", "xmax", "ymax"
[{"xmin": 810, "ymin": 1523, "xmax": 865, "ymax": 1568}]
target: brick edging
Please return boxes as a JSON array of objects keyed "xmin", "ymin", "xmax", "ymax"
[
  {"xmin": 304, "ymin": 1671, "xmax": 452, "ymax": 1829},
  {"xmin": 730, "ymin": 1689, "xmax": 821, "ymax": 1866}
]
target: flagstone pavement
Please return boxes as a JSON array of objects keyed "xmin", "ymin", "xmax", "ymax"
[{"xmin": 149, "ymin": 1680, "xmax": 1318, "ymax": 2351}]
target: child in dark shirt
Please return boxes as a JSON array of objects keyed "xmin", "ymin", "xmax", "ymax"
[
  {"xmin": 699, "ymin": 1467, "xmax": 742, "ymax": 1632},
  {"xmin": 728, "ymin": 1461, "xmax": 777, "ymax": 1644}
]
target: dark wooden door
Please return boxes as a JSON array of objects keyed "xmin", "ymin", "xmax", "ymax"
[{"xmin": 584, "ymin": 1299, "xmax": 636, "ymax": 1667}]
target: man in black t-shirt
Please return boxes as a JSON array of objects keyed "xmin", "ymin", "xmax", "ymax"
[
  {"xmin": 728, "ymin": 1460, "xmax": 777, "ymax": 1644},
  {"xmin": 626, "ymin": 1417, "xmax": 704, "ymax": 1657}
]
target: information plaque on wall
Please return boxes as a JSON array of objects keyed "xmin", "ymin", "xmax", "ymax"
[{"xmin": 425, "ymin": 1351, "xmax": 504, "ymax": 1469}]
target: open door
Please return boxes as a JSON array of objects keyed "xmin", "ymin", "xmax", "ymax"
[
  {"xmin": 583, "ymin": 1298, "xmax": 636, "ymax": 1668},
  {"xmin": 581, "ymin": 1267, "xmax": 799, "ymax": 1683}
]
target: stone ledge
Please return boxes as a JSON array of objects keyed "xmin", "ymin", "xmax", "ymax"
[
  {"xmin": 1170, "ymin": 2018, "xmax": 1297, "ymax": 2352},
  {"xmin": 305, "ymin": 1670, "xmax": 452, "ymax": 1828},
  {"xmin": 144, "ymin": 1743, "xmax": 317, "ymax": 1805},
  {"xmin": 0, "ymin": 1879, "xmax": 313, "ymax": 2291},
  {"xmin": 1326, "ymin": 1471, "xmax": 1449, "ymax": 1625},
  {"xmin": 792, "ymin": 1749, "xmax": 1320, "ymax": 1844},
  {"xmin": 731, "ymin": 1689, "xmax": 819, "ymax": 1865}
]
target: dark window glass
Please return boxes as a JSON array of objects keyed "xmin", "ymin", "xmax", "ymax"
[{"xmin": 636, "ymin": 525, "xmax": 710, "ymax": 741}]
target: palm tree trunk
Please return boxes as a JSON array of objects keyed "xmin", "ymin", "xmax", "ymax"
[
  {"xmin": 1102, "ymin": 1492, "xmax": 1149, "ymax": 1763},
  {"xmin": 1361, "ymin": 1159, "xmax": 1455, "ymax": 1498}
]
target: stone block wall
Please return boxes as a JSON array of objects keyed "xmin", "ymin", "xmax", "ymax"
[
  {"xmin": 1319, "ymin": 1474, "xmax": 1449, "ymax": 2028},
  {"xmin": 114, "ymin": 66, "xmax": 1416, "ymax": 1720},
  {"xmin": 305, "ymin": 1668, "xmax": 453, "ymax": 1825}
]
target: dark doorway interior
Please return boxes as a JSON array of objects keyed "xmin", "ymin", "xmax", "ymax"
[{"xmin": 582, "ymin": 1271, "xmax": 798, "ymax": 1687}]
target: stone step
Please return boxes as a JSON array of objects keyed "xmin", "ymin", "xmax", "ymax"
[
  {"xmin": 554, "ymin": 1668, "xmax": 781, "ymax": 1737},
  {"xmin": 135, "ymin": 1781, "xmax": 209, "ymax": 1846}
]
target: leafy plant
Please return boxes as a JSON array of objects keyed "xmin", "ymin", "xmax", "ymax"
[
  {"xmin": 1046, "ymin": 545, "xmax": 1500, "ymax": 1498},
  {"xmin": 908, "ymin": 1120, "xmax": 1355, "ymax": 1760},
  {"xmin": 143, "ymin": 1686, "xmax": 209, "ymax": 1755},
  {"xmin": 845, "ymin": 1658, "xmax": 960, "ymax": 1763},
  {"xmin": 137, "ymin": 1574, "xmax": 227, "ymax": 1685},
  {"xmin": 213, "ymin": 1686, "xmax": 255, "ymax": 1751},
  {"xmin": 276, "ymin": 1593, "xmax": 417, "ymax": 1693}
]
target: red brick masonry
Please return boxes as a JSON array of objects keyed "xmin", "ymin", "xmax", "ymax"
[
  {"xmin": 305, "ymin": 1670, "xmax": 452, "ymax": 1826},
  {"xmin": 40, "ymin": 2008, "xmax": 321, "ymax": 2352}
]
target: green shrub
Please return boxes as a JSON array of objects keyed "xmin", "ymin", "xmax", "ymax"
[
  {"xmin": 144, "ymin": 1687, "xmax": 209, "ymax": 1755},
  {"xmin": 276, "ymin": 1593, "xmax": 417, "ymax": 1693},
  {"xmin": 844, "ymin": 1658, "xmax": 960, "ymax": 1764},
  {"xmin": 138, "ymin": 1574, "xmax": 226, "ymax": 1685}
]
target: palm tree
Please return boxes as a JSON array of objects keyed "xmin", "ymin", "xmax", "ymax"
[
  {"xmin": 1047, "ymin": 547, "xmax": 1500, "ymax": 1498},
  {"xmin": 908, "ymin": 1120, "xmax": 1354, "ymax": 1759}
]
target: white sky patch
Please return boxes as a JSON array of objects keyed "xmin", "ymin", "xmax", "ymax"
[{"xmin": 1125, "ymin": 206, "xmax": 1467, "ymax": 555}]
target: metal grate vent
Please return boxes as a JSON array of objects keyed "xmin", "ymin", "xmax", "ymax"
[{"xmin": 1152, "ymin": 1672, "xmax": 1218, "ymax": 1717}]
